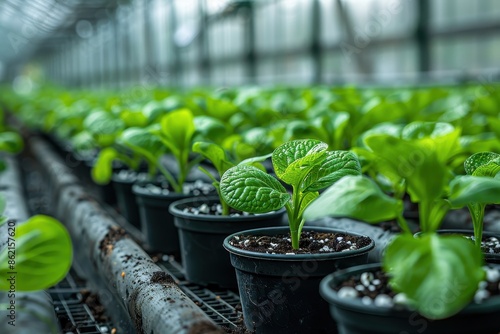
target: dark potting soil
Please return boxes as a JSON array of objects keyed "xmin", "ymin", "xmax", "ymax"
[
  {"xmin": 470, "ymin": 236, "xmax": 500, "ymax": 255},
  {"xmin": 136, "ymin": 179, "xmax": 216, "ymax": 196},
  {"xmin": 99, "ymin": 225, "xmax": 128, "ymax": 256},
  {"xmin": 58, "ymin": 289, "xmax": 111, "ymax": 332},
  {"xmin": 228, "ymin": 231, "xmax": 372, "ymax": 254},
  {"xmin": 80, "ymin": 289, "xmax": 110, "ymax": 324},
  {"xmin": 182, "ymin": 203, "xmax": 255, "ymax": 217},
  {"xmin": 335, "ymin": 266, "xmax": 500, "ymax": 309},
  {"xmin": 187, "ymin": 320, "xmax": 225, "ymax": 334},
  {"xmin": 221, "ymin": 325, "xmax": 254, "ymax": 334},
  {"xmin": 150, "ymin": 271, "xmax": 176, "ymax": 285}
]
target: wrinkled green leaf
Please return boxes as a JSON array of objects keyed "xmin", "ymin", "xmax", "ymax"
[
  {"xmin": 464, "ymin": 152, "xmax": 500, "ymax": 177},
  {"xmin": 220, "ymin": 165, "xmax": 290, "ymax": 213},
  {"xmin": 303, "ymin": 150, "xmax": 361, "ymax": 192},
  {"xmin": 304, "ymin": 175, "xmax": 402, "ymax": 223},
  {"xmin": 272, "ymin": 139, "xmax": 327, "ymax": 185},
  {"xmin": 383, "ymin": 233, "xmax": 484, "ymax": 319},
  {"xmin": 0, "ymin": 215, "xmax": 73, "ymax": 291}
]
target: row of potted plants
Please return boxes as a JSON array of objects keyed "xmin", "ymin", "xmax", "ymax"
[{"xmin": 3, "ymin": 84, "xmax": 500, "ymax": 333}]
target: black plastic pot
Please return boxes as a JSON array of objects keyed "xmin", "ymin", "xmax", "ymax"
[
  {"xmin": 112, "ymin": 173, "xmax": 142, "ymax": 229},
  {"xmin": 170, "ymin": 197, "xmax": 287, "ymax": 289},
  {"xmin": 320, "ymin": 263, "xmax": 500, "ymax": 334},
  {"xmin": 414, "ymin": 230, "xmax": 500, "ymax": 264},
  {"xmin": 223, "ymin": 226, "xmax": 375, "ymax": 334},
  {"xmin": 133, "ymin": 184, "xmax": 190, "ymax": 256},
  {"xmin": 85, "ymin": 159, "xmax": 125, "ymax": 206}
]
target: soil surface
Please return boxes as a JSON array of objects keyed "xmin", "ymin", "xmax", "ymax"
[
  {"xmin": 335, "ymin": 266, "xmax": 500, "ymax": 309},
  {"xmin": 81, "ymin": 289, "xmax": 110, "ymax": 323},
  {"xmin": 99, "ymin": 225, "xmax": 128, "ymax": 256},
  {"xmin": 182, "ymin": 203, "xmax": 254, "ymax": 217},
  {"xmin": 135, "ymin": 179, "xmax": 216, "ymax": 196},
  {"xmin": 228, "ymin": 231, "xmax": 372, "ymax": 254},
  {"xmin": 187, "ymin": 321, "xmax": 225, "ymax": 334},
  {"xmin": 150, "ymin": 271, "xmax": 175, "ymax": 285},
  {"xmin": 472, "ymin": 236, "xmax": 500, "ymax": 255}
]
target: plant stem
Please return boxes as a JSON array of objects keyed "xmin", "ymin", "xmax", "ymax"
[
  {"xmin": 155, "ymin": 162, "xmax": 181, "ymax": 193},
  {"xmin": 419, "ymin": 200, "xmax": 431, "ymax": 233},
  {"xmin": 469, "ymin": 203, "xmax": 485, "ymax": 248},
  {"xmin": 289, "ymin": 187, "xmax": 303, "ymax": 250},
  {"xmin": 397, "ymin": 214, "xmax": 412, "ymax": 234}
]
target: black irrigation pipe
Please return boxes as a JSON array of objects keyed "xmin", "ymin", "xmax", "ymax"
[
  {"xmin": 0, "ymin": 155, "xmax": 61, "ymax": 334},
  {"xmin": 28, "ymin": 137, "xmax": 223, "ymax": 334}
]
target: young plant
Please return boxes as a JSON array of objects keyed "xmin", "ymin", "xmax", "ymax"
[
  {"xmin": 449, "ymin": 151, "xmax": 500, "ymax": 247},
  {"xmin": 193, "ymin": 142, "xmax": 236, "ymax": 215},
  {"xmin": 192, "ymin": 141, "xmax": 267, "ymax": 215},
  {"xmin": 153, "ymin": 108, "xmax": 202, "ymax": 193},
  {"xmin": 303, "ymin": 135, "xmax": 500, "ymax": 320},
  {"xmin": 220, "ymin": 139, "xmax": 361, "ymax": 249}
]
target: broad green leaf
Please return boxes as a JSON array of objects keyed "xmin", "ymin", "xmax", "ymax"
[
  {"xmin": 383, "ymin": 234, "xmax": 484, "ymax": 319},
  {"xmin": 402, "ymin": 121, "xmax": 455, "ymax": 140},
  {"xmin": 143, "ymin": 97, "xmax": 182, "ymax": 122},
  {"xmin": 194, "ymin": 116, "xmax": 228, "ymax": 143},
  {"xmin": 283, "ymin": 120, "xmax": 315, "ymax": 142},
  {"xmin": 83, "ymin": 111, "xmax": 125, "ymax": 136},
  {"xmin": 449, "ymin": 175, "xmax": 500, "ymax": 207},
  {"xmin": 192, "ymin": 141, "xmax": 234, "ymax": 176},
  {"xmin": 303, "ymin": 150, "xmax": 361, "ymax": 192},
  {"xmin": 120, "ymin": 127, "xmax": 163, "ymax": 158},
  {"xmin": 272, "ymin": 139, "xmax": 327, "ymax": 183},
  {"xmin": 364, "ymin": 135, "xmax": 449, "ymax": 203},
  {"xmin": 304, "ymin": 175, "xmax": 403, "ymax": 223},
  {"xmin": 0, "ymin": 215, "xmax": 73, "ymax": 291},
  {"xmin": 160, "ymin": 108, "xmax": 195, "ymax": 157},
  {"xmin": 401, "ymin": 122, "xmax": 461, "ymax": 163},
  {"xmin": 464, "ymin": 152, "xmax": 500, "ymax": 176},
  {"xmin": 239, "ymin": 153, "xmax": 272, "ymax": 166},
  {"xmin": 312, "ymin": 112, "xmax": 350, "ymax": 149},
  {"xmin": 0, "ymin": 131, "xmax": 24, "ymax": 153},
  {"xmin": 71, "ymin": 131, "xmax": 96, "ymax": 151},
  {"xmin": 357, "ymin": 122, "xmax": 404, "ymax": 148},
  {"xmin": 119, "ymin": 109, "xmax": 148, "ymax": 127},
  {"xmin": 220, "ymin": 165, "xmax": 290, "ymax": 213},
  {"xmin": 91, "ymin": 147, "xmax": 118, "ymax": 185}
]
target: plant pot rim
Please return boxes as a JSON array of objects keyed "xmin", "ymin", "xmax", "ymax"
[
  {"xmin": 414, "ymin": 229, "xmax": 500, "ymax": 261},
  {"xmin": 168, "ymin": 196, "xmax": 286, "ymax": 222},
  {"xmin": 223, "ymin": 226, "xmax": 375, "ymax": 261},
  {"xmin": 320, "ymin": 262, "xmax": 500, "ymax": 316},
  {"xmin": 132, "ymin": 183, "xmax": 189, "ymax": 199},
  {"xmin": 415, "ymin": 229, "xmax": 500, "ymax": 237}
]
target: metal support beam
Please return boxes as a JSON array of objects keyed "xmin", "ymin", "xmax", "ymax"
[
  {"xmin": 169, "ymin": 0, "xmax": 181, "ymax": 86},
  {"xmin": 416, "ymin": 0, "xmax": 430, "ymax": 73},
  {"xmin": 311, "ymin": 0, "xmax": 322, "ymax": 83},
  {"xmin": 198, "ymin": 0, "xmax": 210, "ymax": 85},
  {"xmin": 243, "ymin": 1, "xmax": 256, "ymax": 82}
]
